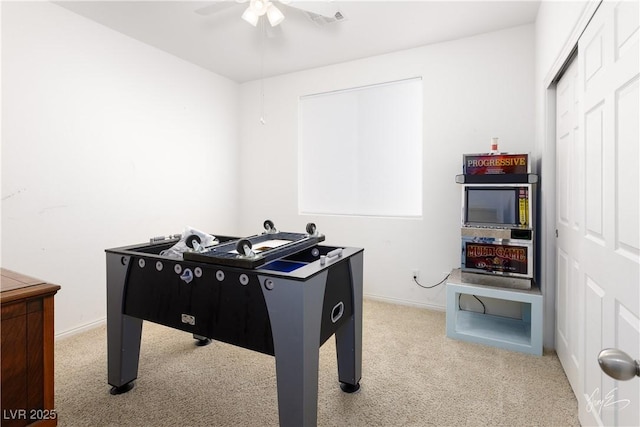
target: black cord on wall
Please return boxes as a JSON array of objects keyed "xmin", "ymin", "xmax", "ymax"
[
  {"xmin": 413, "ymin": 273, "xmax": 450, "ymax": 289},
  {"xmin": 413, "ymin": 272, "xmax": 486, "ymax": 314}
]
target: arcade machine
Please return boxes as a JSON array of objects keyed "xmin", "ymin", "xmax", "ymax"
[
  {"xmin": 105, "ymin": 221, "xmax": 364, "ymax": 427},
  {"xmin": 455, "ymin": 140, "xmax": 538, "ymax": 289},
  {"xmin": 446, "ymin": 140, "xmax": 543, "ymax": 356}
]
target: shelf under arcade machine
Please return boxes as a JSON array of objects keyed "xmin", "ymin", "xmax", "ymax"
[{"xmin": 105, "ymin": 220, "xmax": 364, "ymax": 427}]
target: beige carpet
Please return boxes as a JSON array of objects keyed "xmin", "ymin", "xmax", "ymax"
[{"xmin": 54, "ymin": 299, "xmax": 578, "ymax": 426}]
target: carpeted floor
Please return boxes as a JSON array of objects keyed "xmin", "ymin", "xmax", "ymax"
[{"xmin": 54, "ymin": 299, "xmax": 579, "ymax": 426}]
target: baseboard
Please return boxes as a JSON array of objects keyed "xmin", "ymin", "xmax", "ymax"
[
  {"xmin": 364, "ymin": 293, "xmax": 445, "ymax": 312},
  {"xmin": 54, "ymin": 296, "xmax": 442, "ymax": 340},
  {"xmin": 56, "ymin": 317, "xmax": 106, "ymax": 341}
]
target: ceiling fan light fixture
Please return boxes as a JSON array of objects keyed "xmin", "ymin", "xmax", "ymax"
[
  {"xmin": 266, "ymin": 4, "xmax": 285, "ymax": 26},
  {"xmin": 250, "ymin": 0, "xmax": 269, "ymax": 16},
  {"xmin": 241, "ymin": 7, "xmax": 260, "ymax": 26}
]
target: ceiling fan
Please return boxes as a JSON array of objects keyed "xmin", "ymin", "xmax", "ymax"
[{"xmin": 195, "ymin": 0, "xmax": 345, "ymax": 28}]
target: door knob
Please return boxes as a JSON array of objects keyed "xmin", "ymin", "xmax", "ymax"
[{"xmin": 598, "ymin": 348, "xmax": 640, "ymax": 381}]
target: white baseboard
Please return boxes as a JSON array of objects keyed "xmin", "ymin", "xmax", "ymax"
[
  {"xmin": 364, "ymin": 293, "xmax": 445, "ymax": 312},
  {"xmin": 54, "ymin": 295, "xmax": 443, "ymax": 340},
  {"xmin": 56, "ymin": 317, "xmax": 106, "ymax": 341}
]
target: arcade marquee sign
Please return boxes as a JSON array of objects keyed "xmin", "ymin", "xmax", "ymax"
[
  {"xmin": 463, "ymin": 153, "xmax": 529, "ymax": 175},
  {"xmin": 464, "ymin": 242, "xmax": 529, "ymax": 275}
]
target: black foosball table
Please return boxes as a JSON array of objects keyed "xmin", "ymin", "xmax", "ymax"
[{"xmin": 105, "ymin": 221, "xmax": 363, "ymax": 427}]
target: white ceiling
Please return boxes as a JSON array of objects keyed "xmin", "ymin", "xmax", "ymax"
[{"xmin": 55, "ymin": 1, "xmax": 541, "ymax": 83}]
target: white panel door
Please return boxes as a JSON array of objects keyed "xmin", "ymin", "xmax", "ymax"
[
  {"xmin": 579, "ymin": 1, "xmax": 639, "ymax": 425},
  {"xmin": 555, "ymin": 1, "xmax": 639, "ymax": 426},
  {"xmin": 555, "ymin": 57, "xmax": 582, "ymax": 397}
]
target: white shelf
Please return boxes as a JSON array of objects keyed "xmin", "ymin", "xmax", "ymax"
[
  {"xmin": 455, "ymin": 310, "xmax": 531, "ymax": 347},
  {"xmin": 446, "ymin": 269, "xmax": 542, "ymax": 355}
]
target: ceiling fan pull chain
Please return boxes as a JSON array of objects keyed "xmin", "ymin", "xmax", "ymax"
[{"xmin": 260, "ymin": 18, "xmax": 266, "ymax": 125}]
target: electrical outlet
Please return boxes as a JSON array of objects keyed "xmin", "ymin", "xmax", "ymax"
[{"xmin": 412, "ymin": 269, "xmax": 420, "ymax": 280}]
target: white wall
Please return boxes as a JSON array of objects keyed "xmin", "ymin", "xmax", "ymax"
[
  {"xmin": 1, "ymin": 2, "xmax": 240, "ymax": 335},
  {"xmin": 238, "ymin": 25, "xmax": 535, "ymax": 311},
  {"xmin": 0, "ymin": 4, "xmax": 551, "ymax": 337},
  {"xmin": 534, "ymin": 0, "xmax": 592, "ymax": 348}
]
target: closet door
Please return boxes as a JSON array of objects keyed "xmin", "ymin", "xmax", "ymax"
[
  {"xmin": 557, "ymin": 1, "xmax": 639, "ymax": 426},
  {"xmin": 555, "ymin": 56, "xmax": 582, "ymax": 399},
  {"xmin": 577, "ymin": 1, "xmax": 639, "ymax": 425}
]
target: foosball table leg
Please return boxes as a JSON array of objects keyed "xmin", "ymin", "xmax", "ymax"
[
  {"xmin": 335, "ymin": 252, "xmax": 363, "ymax": 393},
  {"xmin": 260, "ymin": 272, "xmax": 327, "ymax": 427},
  {"xmin": 193, "ymin": 334, "xmax": 212, "ymax": 346},
  {"xmin": 106, "ymin": 253, "xmax": 143, "ymax": 395}
]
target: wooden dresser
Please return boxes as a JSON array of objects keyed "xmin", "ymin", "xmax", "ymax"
[{"xmin": 1, "ymin": 269, "xmax": 60, "ymax": 427}]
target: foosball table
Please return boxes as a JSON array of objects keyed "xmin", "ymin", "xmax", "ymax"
[{"xmin": 105, "ymin": 221, "xmax": 363, "ymax": 427}]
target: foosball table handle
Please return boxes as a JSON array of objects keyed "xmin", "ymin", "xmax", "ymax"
[{"xmin": 320, "ymin": 248, "xmax": 343, "ymax": 266}]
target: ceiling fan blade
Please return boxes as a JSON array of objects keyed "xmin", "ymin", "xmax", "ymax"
[
  {"xmin": 285, "ymin": 1, "xmax": 342, "ymax": 19},
  {"xmin": 281, "ymin": 1, "xmax": 346, "ymax": 26},
  {"xmin": 194, "ymin": 2, "xmax": 238, "ymax": 16}
]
